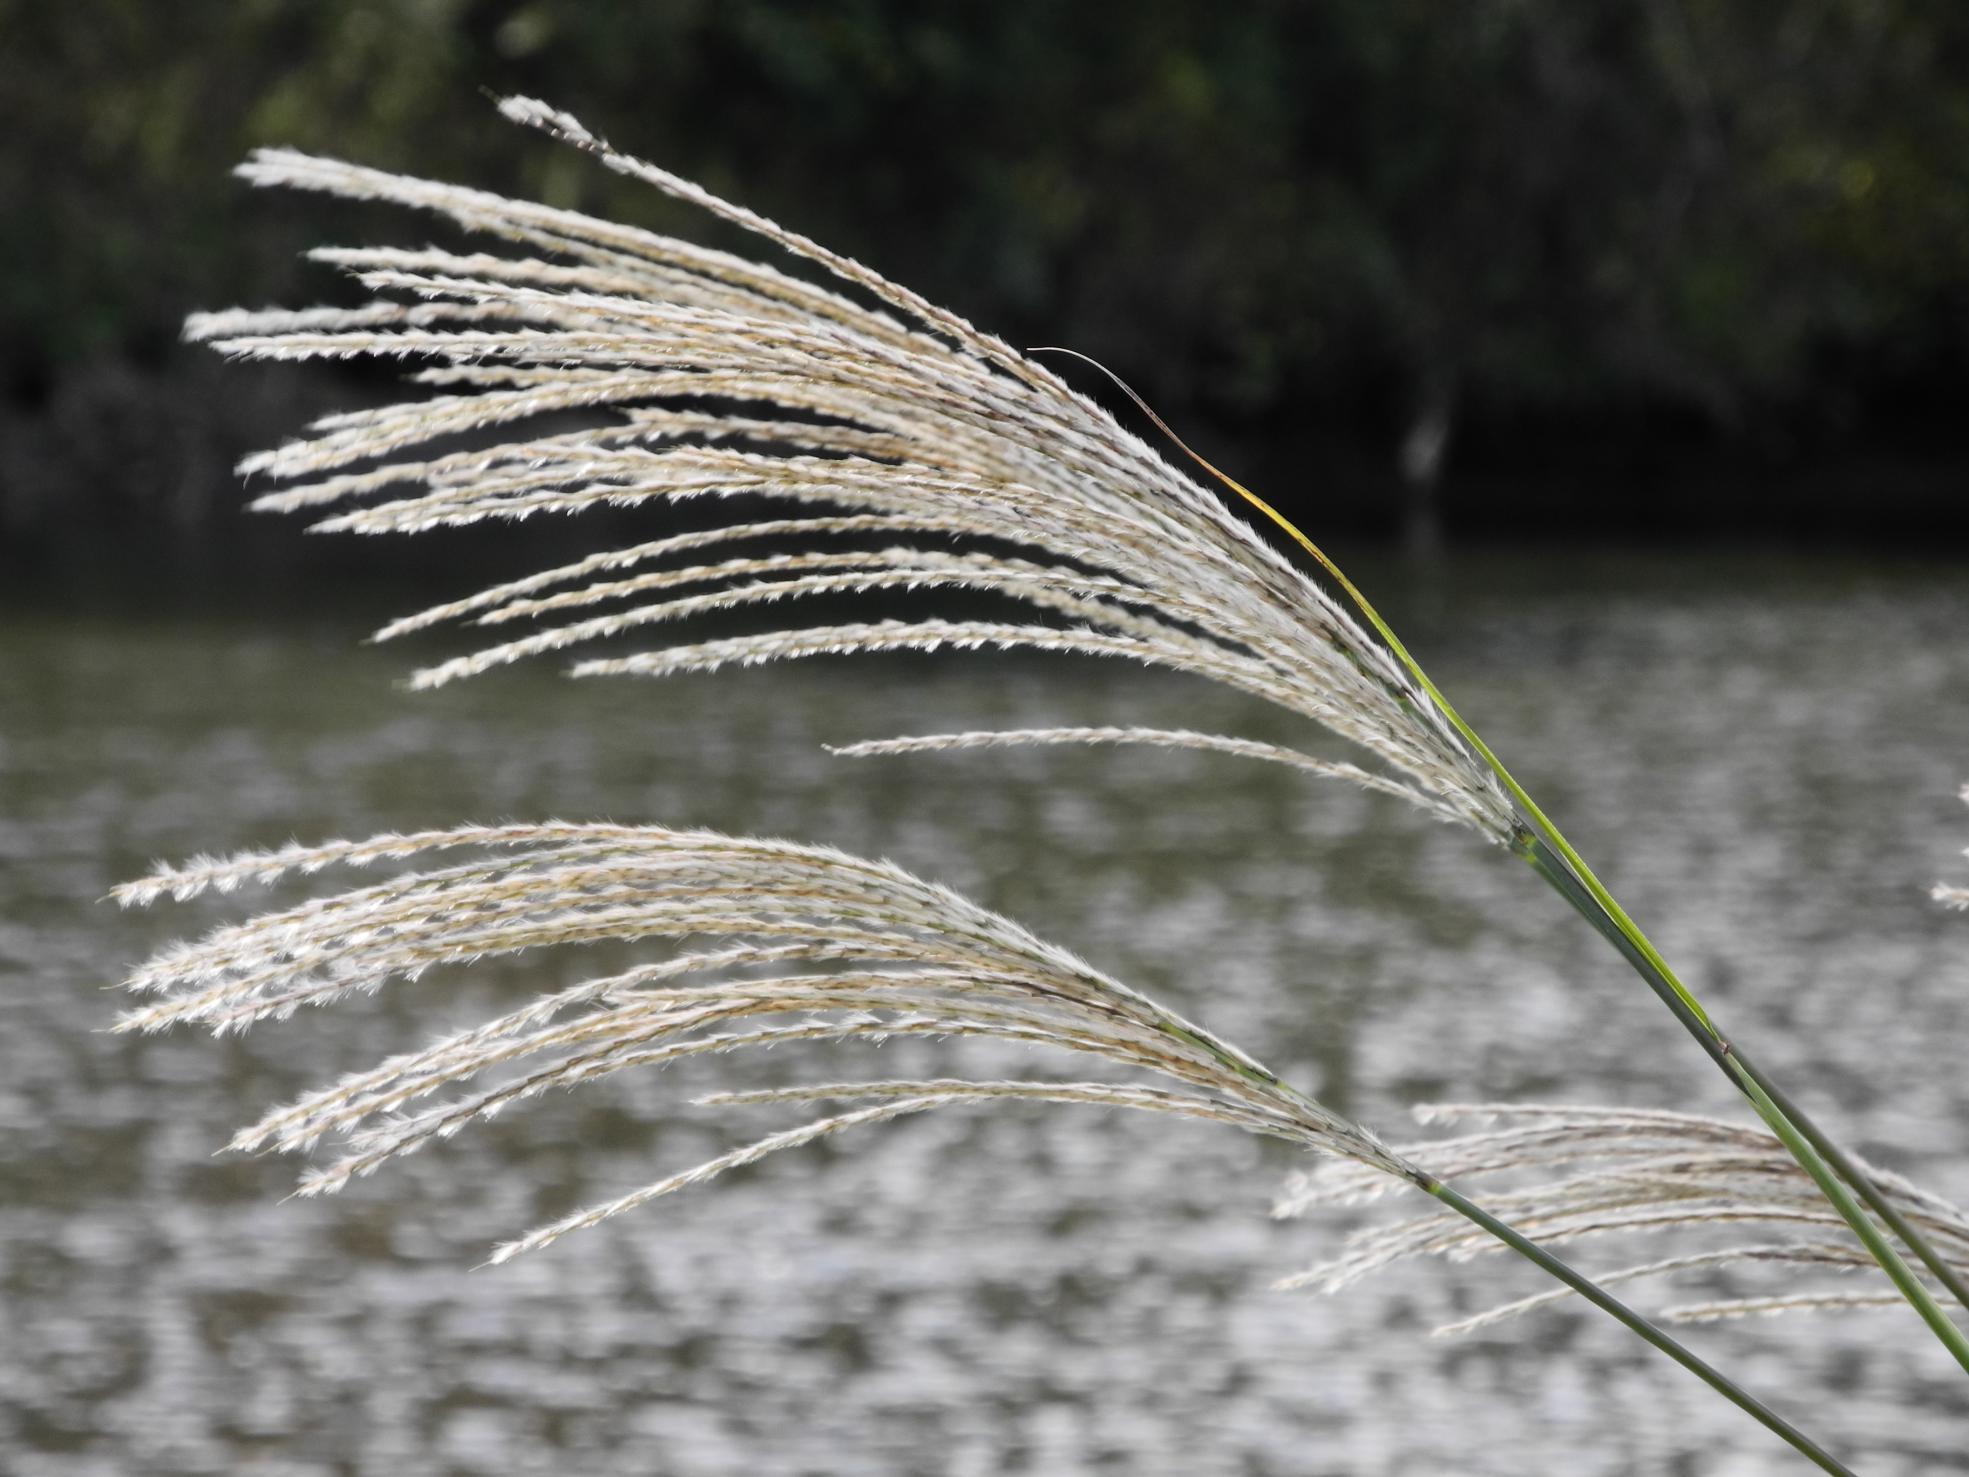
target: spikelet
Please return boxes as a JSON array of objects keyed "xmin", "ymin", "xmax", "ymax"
[
  {"xmin": 189, "ymin": 98, "xmax": 1517, "ymax": 843},
  {"xmin": 1273, "ymin": 1103, "xmax": 1969, "ymax": 1331},
  {"xmin": 117, "ymin": 824, "xmax": 1425, "ymax": 1261}
]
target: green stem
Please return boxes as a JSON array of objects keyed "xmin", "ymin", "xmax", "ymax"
[
  {"xmin": 1220, "ymin": 1024, "xmax": 1857, "ymax": 1465},
  {"xmin": 1135, "ymin": 980, "xmax": 1859, "ymax": 1460},
  {"xmin": 1427, "ymin": 1179, "xmax": 1857, "ymax": 1476},
  {"xmin": 1514, "ymin": 836, "xmax": 1725, "ymax": 1068},
  {"xmin": 1720, "ymin": 1049, "xmax": 1969, "ymax": 1370},
  {"xmin": 1158, "ymin": 1006, "xmax": 1863, "ymax": 1457},
  {"xmin": 1513, "ymin": 819, "xmax": 1969, "ymax": 1315},
  {"xmin": 1287, "ymin": 547, "xmax": 1969, "ymax": 1359},
  {"xmin": 1729, "ymin": 1042, "xmax": 1969, "ymax": 1314},
  {"xmin": 1174, "ymin": 1007, "xmax": 1863, "ymax": 1465},
  {"xmin": 1516, "ymin": 834, "xmax": 1969, "ymax": 1373}
]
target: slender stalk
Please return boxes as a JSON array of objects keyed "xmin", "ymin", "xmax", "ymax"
[
  {"xmin": 1374, "ymin": 626, "xmax": 1969, "ymax": 1332},
  {"xmin": 1173, "ymin": 990, "xmax": 1861, "ymax": 1455},
  {"xmin": 1290, "ymin": 529, "xmax": 1969, "ymax": 1349},
  {"xmin": 1521, "ymin": 833, "xmax": 1969, "ymax": 1304},
  {"xmin": 1719, "ymin": 1050, "xmax": 1969, "ymax": 1370},
  {"xmin": 1244, "ymin": 498, "xmax": 1969, "ymax": 1351},
  {"xmin": 1513, "ymin": 836, "xmax": 1730, "ymax": 1069},
  {"xmin": 1516, "ymin": 833, "xmax": 1969, "ymax": 1372},
  {"xmin": 1728, "ymin": 1042, "xmax": 1969, "ymax": 1312},
  {"xmin": 1267, "ymin": 1061, "xmax": 1854, "ymax": 1465},
  {"xmin": 1426, "ymin": 1179, "xmax": 1857, "ymax": 1476}
]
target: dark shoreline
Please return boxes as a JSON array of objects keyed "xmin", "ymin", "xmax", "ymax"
[{"xmin": 5, "ymin": 351, "xmax": 1964, "ymax": 617}]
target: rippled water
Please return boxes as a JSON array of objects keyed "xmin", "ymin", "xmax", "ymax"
[{"xmin": 4, "ymin": 551, "xmax": 1967, "ymax": 1475}]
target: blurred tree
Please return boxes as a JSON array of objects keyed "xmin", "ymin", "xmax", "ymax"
[{"xmin": 4, "ymin": 0, "xmax": 1965, "ymax": 571}]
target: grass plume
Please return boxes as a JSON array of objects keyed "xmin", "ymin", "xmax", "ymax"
[
  {"xmin": 185, "ymin": 97, "xmax": 1515, "ymax": 843},
  {"xmin": 128, "ymin": 95, "xmax": 1969, "ymax": 1469},
  {"xmin": 115, "ymin": 822, "xmax": 1422, "ymax": 1258},
  {"xmin": 116, "ymin": 823, "xmax": 1858, "ymax": 1469}
]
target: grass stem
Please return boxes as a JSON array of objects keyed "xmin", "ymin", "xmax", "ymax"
[
  {"xmin": 1426, "ymin": 1179, "xmax": 1858, "ymax": 1476},
  {"xmin": 1515, "ymin": 835, "xmax": 1969, "ymax": 1372},
  {"xmin": 1727, "ymin": 1042, "xmax": 1969, "ymax": 1313},
  {"xmin": 1721, "ymin": 1050, "xmax": 1969, "ymax": 1369}
]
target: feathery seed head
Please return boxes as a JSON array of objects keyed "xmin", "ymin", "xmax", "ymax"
[
  {"xmin": 118, "ymin": 823, "xmax": 1422, "ymax": 1260},
  {"xmin": 189, "ymin": 99, "xmax": 1516, "ymax": 844}
]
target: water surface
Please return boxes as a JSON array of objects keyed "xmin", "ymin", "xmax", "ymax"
[{"xmin": 4, "ymin": 550, "xmax": 1967, "ymax": 1475}]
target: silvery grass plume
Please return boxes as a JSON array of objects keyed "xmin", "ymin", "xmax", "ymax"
[
  {"xmin": 1276, "ymin": 1103, "xmax": 1969, "ymax": 1334},
  {"xmin": 111, "ymin": 828, "xmax": 1867, "ymax": 1470},
  {"xmin": 113, "ymin": 822, "xmax": 1425, "ymax": 1263},
  {"xmin": 184, "ymin": 97, "xmax": 1515, "ymax": 843}
]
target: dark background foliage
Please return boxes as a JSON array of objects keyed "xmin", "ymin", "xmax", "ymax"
[{"xmin": 6, "ymin": 0, "xmax": 1967, "ymax": 599}]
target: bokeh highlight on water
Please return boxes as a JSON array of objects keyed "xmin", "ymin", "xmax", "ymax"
[{"xmin": 4, "ymin": 551, "xmax": 1966, "ymax": 1474}]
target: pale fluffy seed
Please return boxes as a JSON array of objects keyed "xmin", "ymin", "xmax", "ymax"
[
  {"xmin": 193, "ymin": 101, "xmax": 1518, "ymax": 842},
  {"xmin": 118, "ymin": 821, "xmax": 1422, "ymax": 1258}
]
